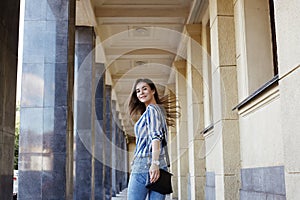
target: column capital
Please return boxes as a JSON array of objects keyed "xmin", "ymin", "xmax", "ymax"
[
  {"xmin": 185, "ymin": 24, "xmax": 202, "ymax": 43},
  {"xmin": 173, "ymin": 60, "xmax": 187, "ymax": 70},
  {"xmin": 173, "ymin": 60, "xmax": 187, "ymax": 77}
]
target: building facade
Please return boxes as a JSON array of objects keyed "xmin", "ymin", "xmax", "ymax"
[{"xmin": 0, "ymin": 0, "xmax": 299, "ymax": 199}]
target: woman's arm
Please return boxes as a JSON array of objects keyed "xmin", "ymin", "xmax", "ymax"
[
  {"xmin": 149, "ymin": 139, "xmax": 161, "ymax": 183},
  {"xmin": 152, "ymin": 139, "xmax": 160, "ymax": 163}
]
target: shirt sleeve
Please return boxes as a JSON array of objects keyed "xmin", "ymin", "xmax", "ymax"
[{"xmin": 146, "ymin": 105, "xmax": 163, "ymax": 141}]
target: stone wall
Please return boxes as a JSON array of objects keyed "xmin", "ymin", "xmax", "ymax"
[{"xmin": 275, "ymin": 1, "xmax": 300, "ymax": 199}]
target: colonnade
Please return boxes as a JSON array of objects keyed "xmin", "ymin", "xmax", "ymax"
[{"xmin": 170, "ymin": 1, "xmax": 240, "ymax": 198}]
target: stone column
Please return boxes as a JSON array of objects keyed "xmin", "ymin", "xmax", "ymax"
[
  {"xmin": 111, "ymin": 100, "xmax": 117, "ymax": 196},
  {"xmin": 209, "ymin": 0, "xmax": 240, "ymax": 199},
  {"xmin": 174, "ymin": 60, "xmax": 189, "ymax": 199},
  {"xmin": 74, "ymin": 26, "xmax": 95, "ymax": 200},
  {"xmin": 185, "ymin": 24, "xmax": 206, "ymax": 200},
  {"xmin": 166, "ymin": 91, "xmax": 178, "ymax": 199},
  {"xmin": 118, "ymin": 129, "xmax": 126, "ymax": 192},
  {"xmin": 18, "ymin": 0, "xmax": 76, "ymax": 199},
  {"xmin": 122, "ymin": 129, "xmax": 129, "ymax": 190},
  {"xmin": 116, "ymin": 112, "xmax": 122, "ymax": 193},
  {"xmin": 94, "ymin": 63, "xmax": 106, "ymax": 200},
  {"xmin": 274, "ymin": 1, "xmax": 300, "ymax": 199},
  {"xmin": 115, "ymin": 120, "xmax": 121, "ymax": 193},
  {"xmin": 169, "ymin": 125, "xmax": 178, "ymax": 199},
  {"xmin": 118, "ymin": 124, "xmax": 127, "ymax": 191},
  {"xmin": 0, "ymin": 0, "xmax": 20, "ymax": 199},
  {"xmin": 104, "ymin": 85, "xmax": 112, "ymax": 199}
]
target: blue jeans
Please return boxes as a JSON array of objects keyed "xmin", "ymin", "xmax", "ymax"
[{"xmin": 127, "ymin": 172, "xmax": 166, "ymax": 200}]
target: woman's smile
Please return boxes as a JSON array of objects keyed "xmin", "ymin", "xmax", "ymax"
[{"xmin": 135, "ymin": 82, "xmax": 156, "ymax": 106}]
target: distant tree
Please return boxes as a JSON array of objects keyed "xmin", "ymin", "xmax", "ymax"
[{"xmin": 14, "ymin": 103, "xmax": 20, "ymax": 170}]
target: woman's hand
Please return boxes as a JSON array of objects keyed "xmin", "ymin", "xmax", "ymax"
[
  {"xmin": 149, "ymin": 163, "xmax": 160, "ymax": 183},
  {"xmin": 150, "ymin": 139, "xmax": 161, "ymax": 183}
]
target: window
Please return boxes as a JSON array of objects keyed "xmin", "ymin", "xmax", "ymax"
[
  {"xmin": 202, "ymin": 12, "xmax": 213, "ymax": 130},
  {"xmin": 235, "ymin": 0, "xmax": 278, "ymax": 101}
]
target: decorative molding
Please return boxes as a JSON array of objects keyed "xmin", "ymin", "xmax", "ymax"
[
  {"xmin": 95, "ymin": 7, "xmax": 189, "ymax": 18},
  {"xmin": 173, "ymin": 60, "xmax": 187, "ymax": 78},
  {"xmin": 76, "ymin": 0, "xmax": 97, "ymax": 26},
  {"xmin": 82, "ymin": 0, "xmax": 97, "ymax": 26},
  {"xmin": 173, "ymin": 60, "xmax": 187, "ymax": 69},
  {"xmin": 187, "ymin": 0, "xmax": 208, "ymax": 23},
  {"xmin": 185, "ymin": 24, "xmax": 202, "ymax": 36}
]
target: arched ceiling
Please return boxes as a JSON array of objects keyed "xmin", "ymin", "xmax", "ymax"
[{"xmin": 76, "ymin": 0, "xmax": 197, "ymax": 138}]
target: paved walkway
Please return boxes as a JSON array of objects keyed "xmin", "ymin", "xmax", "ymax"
[{"xmin": 112, "ymin": 189, "xmax": 173, "ymax": 200}]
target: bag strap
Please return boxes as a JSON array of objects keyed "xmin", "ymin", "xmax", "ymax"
[
  {"xmin": 155, "ymin": 104, "xmax": 170, "ymax": 168},
  {"xmin": 162, "ymin": 136, "xmax": 170, "ymax": 168}
]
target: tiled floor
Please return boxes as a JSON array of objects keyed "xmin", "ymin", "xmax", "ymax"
[{"xmin": 112, "ymin": 189, "xmax": 173, "ymax": 200}]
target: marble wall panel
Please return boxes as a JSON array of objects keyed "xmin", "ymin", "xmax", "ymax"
[
  {"xmin": 205, "ymin": 172, "xmax": 216, "ymax": 200},
  {"xmin": 240, "ymin": 166, "xmax": 286, "ymax": 199}
]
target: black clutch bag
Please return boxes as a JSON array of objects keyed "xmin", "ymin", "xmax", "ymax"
[{"xmin": 145, "ymin": 169, "xmax": 173, "ymax": 195}]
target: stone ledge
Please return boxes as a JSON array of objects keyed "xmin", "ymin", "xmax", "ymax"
[{"xmin": 233, "ymin": 75, "xmax": 279, "ymax": 116}]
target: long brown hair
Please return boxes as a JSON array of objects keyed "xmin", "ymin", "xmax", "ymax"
[{"xmin": 128, "ymin": 78, "xmax": 180, "ymax": 127}]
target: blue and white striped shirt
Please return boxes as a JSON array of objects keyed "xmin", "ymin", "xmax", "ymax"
[{"xmin": 134, "ymin": 104, "xmax": 167, "ymax": 157}]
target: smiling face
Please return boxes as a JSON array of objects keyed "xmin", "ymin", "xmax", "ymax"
[{"xmin": 135, "ymin": 81, "xmax": 156, "ymax": 106}]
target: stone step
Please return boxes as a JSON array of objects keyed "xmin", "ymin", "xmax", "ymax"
[
  {"xmin": 112, "ymin": 189, "xmax": 173, "ymax": 200},
  {"xmin": 112, "ymin": 189, "xmax": 128, "ymax": 199}
]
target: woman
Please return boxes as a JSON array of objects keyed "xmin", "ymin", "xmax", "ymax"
[{"xmin": 127, "ymin": 78, "xmax": 178, "ymax": 200}]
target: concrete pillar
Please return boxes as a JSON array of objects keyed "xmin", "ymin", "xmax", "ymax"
[
  {"xmin": 104, "ymin": 85, "xmax": 112, "ymax": 199},
  {"xmin": 94, "ymin": 63, "xmax": 106, "ymax": 200},
  {"xmin": 185, "ymin": 24, "xmax": 206, "ymax": 200},
  {"xmin": 74, "ymin": 26, "xmax": 95, "ymax": 200},
  {"xmin": 209, "ymin": 0, "xmax": 240, "ymax": 199},
  {"xmin": 0, "ymin": 0, "xmax": 20, "ymax": 199},
  {"xmin": 18, "ymin": 0, "xmax": 76, "ymax": 199},
  {"xmin": 274, "ymin": 1, "xmax": 300, "ymax": 199},
  {"xmin": 174, "ymin": 60, "xmax": 189, "ymax": 199}
]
